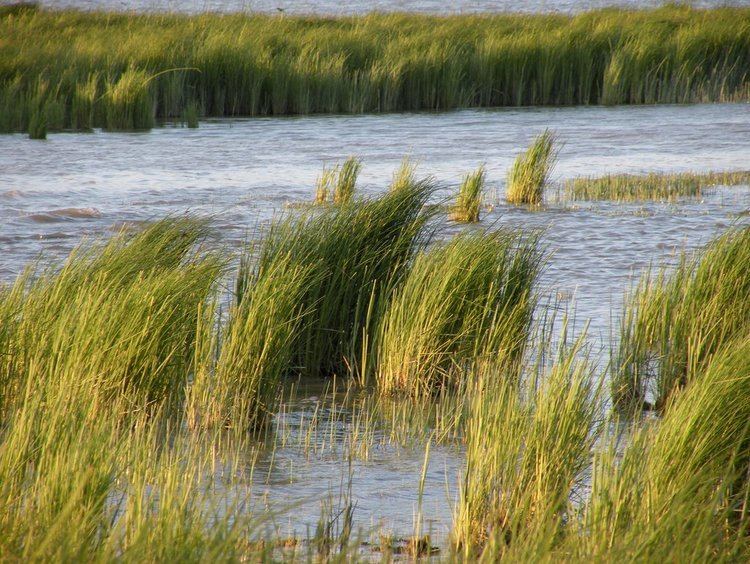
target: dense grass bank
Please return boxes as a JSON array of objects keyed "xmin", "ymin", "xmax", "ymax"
[
  {"xmin": 2, "ymin": 5, "xmax": 750, "ymax": 133},
  {"xmin": 567, "ymin": 169, "xmax": 750, "ymax": 201}
]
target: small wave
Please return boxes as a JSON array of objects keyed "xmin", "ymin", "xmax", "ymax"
[
  {"xmin": 24, "ymin": 207, "xmax": 102, "ymax": 223},
  {"xmin": 1, "ymin": 190, "xmax": 23, "ymax": 198}
]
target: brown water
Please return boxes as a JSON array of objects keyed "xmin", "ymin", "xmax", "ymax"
[{"xmin": 2, "ymin": 102, "xmax": 750, "ymax": 545}]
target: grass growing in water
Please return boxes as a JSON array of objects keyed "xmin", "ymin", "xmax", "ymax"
[
  {"xmin": 579, "ymin": 337, "xmax": 750, "ymax": 561},
  {"xmin": 453, "ymin": 333, "xmax": 601, "ymax": 557},
  {"xmin": 614, "ymin": 225, "xmax": 750, "ymax": 412},
  {"xmin": 506, "ymin": 130, "xmax": 558, "ymax": 205},
  {"xmin": 257, "ymin": 180, "xmax": 434, "ymax": 382},
  {"xmin": 3, "ymin": 6, "xmax": 750, "ymax": 132},
  {"xmin": 566, "ymin": 169, "xmax": 750, "ymax": 202},
  {"xmin": 376, "ymin": 230, "xmax": 543, "ymax": 395},
  {"xmin": 314, "ymin": 156, "xmax": 362, "ymax": 205},
  {"xmin": 0, "ymin": 218, "xmax": 222, "ymax": 416},
  {"xmin": 450, "ymin": 165, "xmax": 485, "ymax": 223}
]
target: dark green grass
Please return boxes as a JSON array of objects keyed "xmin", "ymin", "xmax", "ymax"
[{"xmin": 2, "ymin": 5, "xmax": 750, "ymax": 133}]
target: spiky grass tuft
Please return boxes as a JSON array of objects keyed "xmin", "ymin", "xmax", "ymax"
[
  {"xmin": 506, "ymin": 130, "xmax": 558, "ymax": 206},
  {"xmin": 450, "ymin": 165, "xmax": 485, "ymax": 223},
  {"xmin": 376, "ymin": 229, "xmax": 543, "ymax": 395},
  {"xmin": 614, "ymin": 226, "xmax": 750, "ymax": 412},
  {"xmin": 314, "ymin": 156, "xmax": 362, "ymax": 204}
]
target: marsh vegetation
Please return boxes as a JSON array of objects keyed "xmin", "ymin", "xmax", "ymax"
[{"xmin": 2, "ymin": 5, "xmax": 750, "ymax": 135}]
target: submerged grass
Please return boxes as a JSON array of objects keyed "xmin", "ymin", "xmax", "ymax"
[
  {"xmin": 614, "ymin": 225, "xmax": 750, "ymax": 412},
  {"xmin": 450, "ymin": 165, "xmax": 485, "ymax": 223},
  {"xmin": 2, "ymin": 6, "xmax": 750, "ymax": 133},
  {"xmin": 506, "ymin": 130, "xmax": 558, "ymax": 205},
  {"xmin": 567, "ymin": 169, "xmax": 750, "ymax": 202},
  {"xmin": 376, "ymin": 229, "xmax": 543, "ymax": 395}
]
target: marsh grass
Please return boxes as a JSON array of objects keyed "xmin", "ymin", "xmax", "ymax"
[
  {"xmin": 579, "ymin": 337, "xmax": 750, "ymax": 561},
  {"xmin": 0, "ymin": 217, "xmax": 222, "ymax": 416},
  {"xmin": 376, "ymin": 229, "xmax": 543, "ymax": 395},
  {"xmin": 566, "ymin": 169, "xmax": 750, "ymax": 202},
  {"xmin": 614, "ymin": 225, "xmax": 750, "ymax": 412},
  {"xmin": 450, "ymin": 165, "xmax": 485, "ymax": 222},
  {"xmin": 314, "ymin": 156, "xmax": 362, "ymax": 204},
  {"xmin": 390, "ymin": 157, "xmax": 418, "ymax": 192},
  {"xmin": 3, "ymin": 6, "xmax": 750, "ymax": 133},
  {"xmin": 507, "ymin": 130, "xmax": 558, "ymax": 205},
  {"xmin": 453, "ymin": 332, "xmax": 601, "ymax": 557},
  {"xmin": 256, "ymin": 180, "xmax": 434, "ymax": 382}
]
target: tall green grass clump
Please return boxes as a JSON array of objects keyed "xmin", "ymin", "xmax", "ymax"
[
  {"xmin": 390, "ymin": 157, "xmax": 418, "ymax": 192},
  {"xmin": 255, "ymin": 181, "xmax": 434, "ymax": 381},
  {"xmin": 0, "ymin": 218, "xmax": 222, "ymax": 416},
  {"xmin": 188, "ymin": 256, "xmax": 311, "ymax": 430},
  {"xmin": 506, "ymin": 131, "xmax": 557, "ymax": 205},
  {"xmin": 103, "ymin": 69, "xmax": 155, "ymax": 131},
  {"xmin": 580, "ymin": 338, "xmax": 750, "ymax": 561},
  {"xmin": 376, "ymin": 230, "xmax": 542, "ymax": 395},
  {"xmin": 3, "ymin": 6, "xmax": 750, "ymax": 133},
  {"xmin": 453, "ymin": 335, "xmax": 600, "ymax": 558},
  {"xmin": 314, "ymin": 156, "xmax": 362, "ymax": 204},
  {"xmin": 614, "ymin": 226, "xmax": 750, "ymax": 412},
  {"xmin": 451, "ymin": 165, "xmax": 485, "ymax": 223},
  {"xmin": 566, "ymin": 169, "xmax": 750, "ymax": 202}
]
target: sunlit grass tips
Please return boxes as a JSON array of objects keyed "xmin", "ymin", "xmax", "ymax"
[
  {"xmin": 506, "ymin": 130, "xmax": 558, "ymax": 206},
  {"xmin": 450, "ymin": 165, "xmax": 485, "ymax": 223},
  {"xmin": 566, "ymin": 169, "xmax": 750, "ymax": 202}
]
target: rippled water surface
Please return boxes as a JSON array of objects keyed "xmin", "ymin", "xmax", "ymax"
[
  {"xmin": 3, "ymin": 102, "xmax": 750, "ymax": 544},
  {"xmin": 35, "ymin": 0, "xmax": 748, "ymax": 14}
]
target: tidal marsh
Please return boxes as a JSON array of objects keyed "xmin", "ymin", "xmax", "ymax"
[
  {"xmin": 1, "ymin": 178, "xmax": 750, "ymax": 559},
  {"xmin": 2, "ymin": 5, "xmax": 750, "ymax": 134},
  {"xmin": 567, "ymin": 169, "xmax": 750, "ymax": 202}
]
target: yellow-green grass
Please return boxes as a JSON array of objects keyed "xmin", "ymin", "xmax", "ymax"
[
  {"xmin": 450, "ymin": 165, "xmax": 485, "ymax": 223},
  {"xmin": 2, "ymin": 5, "xmax": 750, "ymax": 134},
  {"xmin": 614, "ymin": 225, "xmax": 750, "ymax": 412},
  {"xmin": 566, "ymin": 169, "xmax": 750, "ymax": 202},
  {"xmin": 453, "ymin": 333, "xmax": 601, "ymax": 557},
  {"xmin": 376, "ymin": 229, "xmax": 543, "ymax": 395},
  {"xmin": 314, "ymin": 156, "xmax": 362, "ymax": 205},
  {"xmin": 506, "ymin": 130, "xmax": 558, "ymax": 205},
  {"xmin": 576, "ymin": 337, "xmax": 750, "ymax": 562},
  {"xmin": 254, "ymin": 180, "xmax": 434, "ymax": 383},
  {"xmin": 0, "ymin": 217, "xmax": 223, "ymax": 417}
]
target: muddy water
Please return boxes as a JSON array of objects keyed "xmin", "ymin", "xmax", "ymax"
[
  {"xmin": 2, "ymin": 102, "xmax": 750, "ymax": 544},
  {"xmin": 38, "ymin": 0, "xmax": 745, "ymax": 15}
]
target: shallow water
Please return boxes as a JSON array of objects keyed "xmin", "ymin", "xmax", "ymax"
[
  {"xmin": 2, "ymin": 102, "xmax": 750, "ymax": 544},
  {"xmin": 37, "ymin": 0, "xmax": 746, "ymax": 15}
]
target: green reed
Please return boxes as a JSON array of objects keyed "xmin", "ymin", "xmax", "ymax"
[
  {"xmin": 614, "ymin": 226, "xmax": 750, "ymax": 412},
  {"xmin": 2, "ymin": 5, "xmax": 750, "ymax": 133},
  {"xmin": 253, "ymin": 180, "xmax": 434, "ymax": 383},
  {"xmin": 0, "ymin": 218, "xmax": 222, "ymax": 417},
  {"xmin": 453, "ymin": 332, "xmax": 601, "ymax": 557},
  {"xmin": 577, "ymin": 337, "xmax": 750, "ymax": 561},
  {"xmin": 567, "ymin": 169, "xmax": 750, "ymax": 202},
  {"xmin": 314, "ymin": 156, "xmax": 362, "ymax": 205},
  {"xmin": 376, "ymin": 229, "xmax": 542, "ymax": 395},
  {"xmin": 507, "ymin": 130, "xmax": 558, "ymax": 205},
  {"xmin": 451, "ymin": 165, "xmax": 485, "ymax": 223}
]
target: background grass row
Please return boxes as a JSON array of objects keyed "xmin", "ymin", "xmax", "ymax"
[{"xmin": 2, "ymin": 4, "xmax": 750, "ymax": 133}]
